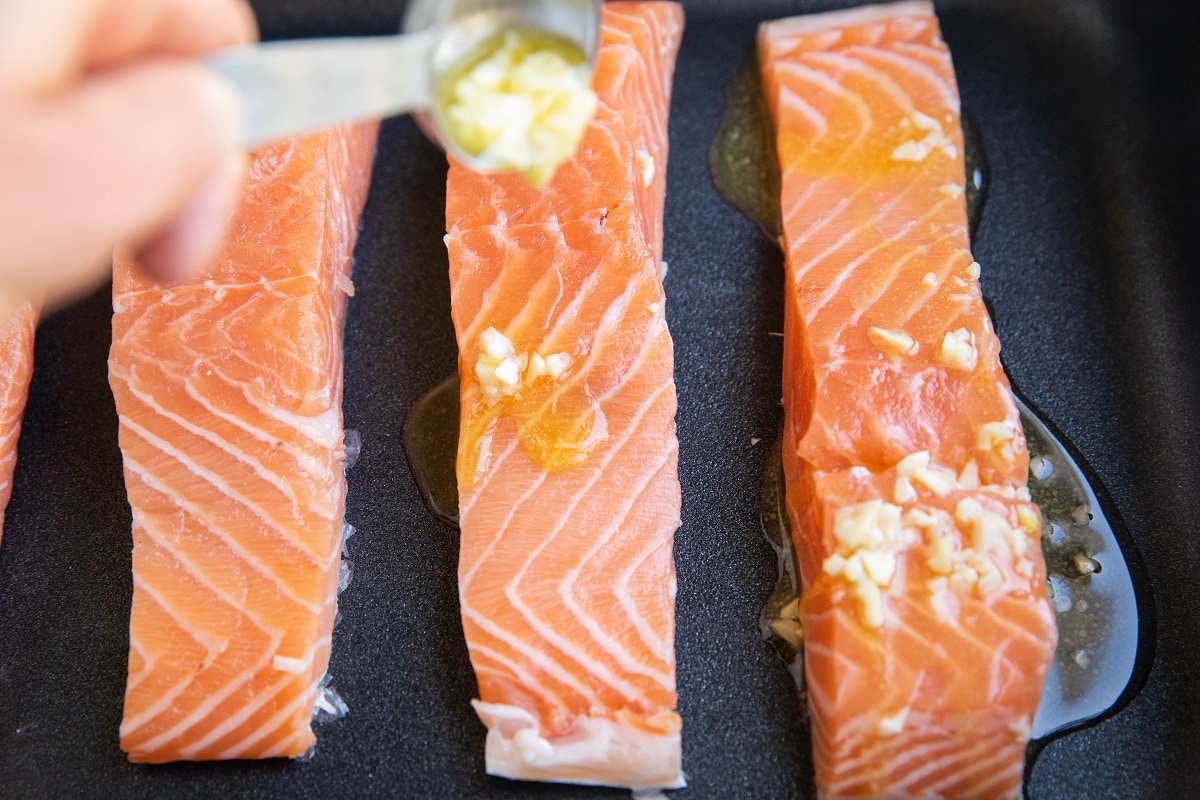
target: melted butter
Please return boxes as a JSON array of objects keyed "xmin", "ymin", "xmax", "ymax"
[
  {"xmin": 759, "ymin": 434, "xmax": 802, "ymax": 665},
  {"xmin": 403, "ymin": 375, "xmax": 461, "ymax": 527},
  {"xmin": 719, "ymin": 51, "xmax": 1151, "ymax": 741},
  {"xmin": 710, "ymin": 52, "xmax": 991, "ymax": 242},
  {"xmin": 507, "ymin": 376, "xmax": 609, "ymax": 473},
  {"xmin": 403, "ymin": 370, "xmax": 609, "ymax": 529},
  {"xmin": 960, "ymin": 109, "xmax": 989, "ymax": 241},
  {"xmin": 781, "ymin": 107, "xmax": 960, "ymax": 184},
  {"xmin": 456, "ymin": 395, "xmax": 502, "ymax": 490},
  {"xmin": 708, "ymin": 53, "xmax": 781, "ymax": 239},
  {"xmin": 757, "ymin": 402, "xmax": 1150, "ymax": 740},
  {"xmin": 1019, "ymin": 397, "xmax": 1148, "ymax": 739}
]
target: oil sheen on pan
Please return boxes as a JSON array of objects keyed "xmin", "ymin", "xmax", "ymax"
[{"xmin": 711, "ymin": 1, "xmax": 1151, "ymax": 797}]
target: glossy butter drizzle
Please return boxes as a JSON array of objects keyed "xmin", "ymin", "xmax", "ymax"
[{"xmin": 710, "ymin": 49, "xmax": 1150, "ymax": 743}]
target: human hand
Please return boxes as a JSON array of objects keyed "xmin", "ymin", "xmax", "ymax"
[{"xmin": 0, "ymin": 0, "xmax": 258, "ymax": 318}]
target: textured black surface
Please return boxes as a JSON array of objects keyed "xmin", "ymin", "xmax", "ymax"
[{"xmin": 2, "ymin": 1, "xmax": 1198, "ymax": 798}]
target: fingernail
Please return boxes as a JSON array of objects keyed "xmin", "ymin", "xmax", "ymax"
[{"xmin": 137, "ymin": 153, "xmax": 244, "ymax": 284}]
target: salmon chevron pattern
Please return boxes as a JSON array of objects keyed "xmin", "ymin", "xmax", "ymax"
[
  {"xmin": 446, "ymin": 2, "xmax": 685, "ymax": 788},
  {"xmin": 110, "ymin": 124, "xmax": 378, "ymax": 763},
  {"xmin": 760, "ymin": 3, "xmax": 1056, "ymax": 797}
]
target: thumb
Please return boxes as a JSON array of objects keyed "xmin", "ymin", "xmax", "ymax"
[{"xmin": 0, "ymin": 60, "xmax": 243, "ymax": 299}]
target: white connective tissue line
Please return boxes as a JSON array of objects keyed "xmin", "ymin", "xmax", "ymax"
[
  {"xmin": 338, "ymin": 558, "xmax": 354, "ymax": 595},
  {"xmin": 631, "ymin": 790, "xmax": 672, "ymax": 800},
  {"xmin": 299, "ymin": 678, "xmax": 350, "ymax": 760},
  {"xmin": 343, "ymin": 429, "xmax": 362, "ymax": 470},
  {"xmin": 314, "ymin": 674, "xmax": 350, "ymax": 722},
  {"xmin": 310, "ymin": 429, "xmax": 363, "ymax": 738}
]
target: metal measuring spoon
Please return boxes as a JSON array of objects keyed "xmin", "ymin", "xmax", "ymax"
[{"xmin": 206, "ymin": 0, "xmax": 601, "ymax": 169}]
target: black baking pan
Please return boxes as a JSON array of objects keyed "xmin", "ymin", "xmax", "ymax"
[{"xmin": 2, "ymin": 0, "xmax": 1197, "ymax": 797}]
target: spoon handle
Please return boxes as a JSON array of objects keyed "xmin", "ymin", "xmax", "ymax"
[{"xmin": 206, "ymin": 31, "xmax": 437, "ymax": 148}]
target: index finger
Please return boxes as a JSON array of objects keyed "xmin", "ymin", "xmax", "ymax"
[{"xmin": 0, "ymin": 0, "xmax": 258, "ymax": 96}]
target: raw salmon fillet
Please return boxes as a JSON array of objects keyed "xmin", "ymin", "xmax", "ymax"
[
  {"xmin": 109, "ymin": 123, "xmax": 377, "ymax": 763},
  {"xmin": 444, "ymin": 2, "xmax": 685, "ymax": 788},
  {"xmin": 759, "ymin": 3, "xmax": 1057, "ymax": 797},
  {"xmin": 0, "ymin": 300, "xmax": 37, "ymax": 542}
]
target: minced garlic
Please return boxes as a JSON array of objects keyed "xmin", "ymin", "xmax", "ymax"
[
  {"xmin": 438, "ymin": 28, "xmax": 598, "ymax": 185},
  {"xmin": 822, "ymin": 500, "xmax": 918, "ymax": 628},
  {"xmin": 868, "ymin": 326, "xmax": 918, "ymax": 356},
  {"xmin": 977, "ymin": 420, "xmax": 1018, "ymax": 463},
  {"xmin": 475, "ymin": 327, "xmax": 525, "ymax": 401},
  {"xmin": 891, "ymin": 110, "xmax": 957, "ymax": 162},
  {"xmin": 938, "ymin": 327, "xmax": 978, "ymax": 371},
  {"xmin": 475, "ymin": 328, "xmax": 572, "ymax": 403},
  {"xmin": 895, "ymin": 451, "xmax": 957, "ymax": 496},
  {"xmin": 638, "ymin": 149, "xmax": 656, "ymax": 187}
]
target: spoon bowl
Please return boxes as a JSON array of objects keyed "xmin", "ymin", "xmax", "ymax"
[
  {"xmin": 205, "ymin": 0, "xmax": 601, "ymax": 165},
  {"xmin": 403, "ymin": 0, "xmax": 602, "ymax": 171}
]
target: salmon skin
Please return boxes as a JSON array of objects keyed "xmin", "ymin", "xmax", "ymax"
[
  {"xmin": 109, "ymin": 124, "xmax": 377, "ymax": 763},
  {"xmin": 445, "ymin": 2, "xmax": 685, "ymax": 789},
  {"xmin": 759, "ymin": 3, "xmax": 1057, "ymax": 798},
  {"xmin": 0, "ymin": 300, "xmax": 37, "ymax": 543}
]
